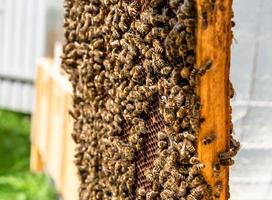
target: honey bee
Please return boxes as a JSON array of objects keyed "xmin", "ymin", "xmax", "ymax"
[
  {"xmin": 151, "ymin": 27, "xmax": 168, "ymax": 38},
  {"xmin": 189, "ymin": 157, "xmax": 200, "ymax": 165},
  {"xmin": 214, "ymin": 181, "xmax": 223, "ymax": 198},
  {"xmin": 178, "ymin": 181, "xmax": 187, "ymax": 197},
  {"xmin": 203, "ymin": 133, "xmax": 217, "ymax": 145},
  {"xmin": 160, "ymin": 66, "xmax": 173, "ymax": 76},
  {"xmin": 158, "ymin": 131, "xmax": 168, "ymax": 140},
  {"xmin": 160, "ymin": 189, "xmax": 175, "ymax": 200},
  {"xmin": 127, "ymin": 2, "xmax": 139, "ymax": 17},
  {"xmin": 187, "ymin": 184, "xmax": 207, "ymax": 200},
  {"xmin": 180, "ymin": 67, "xmax": 190, "ymax": 79},
  {"xmin": 219, "ymin": 159, "xmax": 234, "ymax": 166},
  {"xmin": 146, "ymin": 191, "xmax": 158, "ymax": 200},
  {"xmin": 190, "ymin": 163, "xmax": 205, "ymax": 175},
  {"xmin": 158, "ymin": 141, "xmax": 168, "ymax": 149},
  {"xmin": 144, "ymin": 48, "xmax": 155, "ymax": 59},
  {"xmin": 144, "ymin": 31, "xmax": 154, "ymax": 44},
  {"xmin": 190, "ymin": 176, "xmax": 204, "ymax": 188},
  {"xmin": 169, "ymin": 0, "xmax": 180, "ymax": 9},
  {"xmin": 132, "ymin": 21, "xmax": 150, "ymax": 35},
  {"xmin": 176, "ymin": 107, "xmax": 186, "ymax": 119},
  {"xmin": 176, "ymin": 141, "xmax": 188, "ymax": 159},
  {"xmin": 198, "ymin": 59, "xmax": 213, "ymax": 76},
  {"xmin": 181, "ymin": 116, "xmax": 190, "ymax": 129},
  {"xmin": 230, "ymin": 136, "xmax": 240, "ymax": 156},
  {"xmin": 185, "ymin": 34, "xmax": 196, "ymax": 50},
  {"xmin": 180, "ymin": 0, "xmax": 195, "ymax": 16},
  {"xmin": 152, "ymin": 39, "xmax": 164, "ymax": 53},
  {"xmin": 163, "ymin": 111, "xmax": 175, "ymax": 125},
  {"xmin": 218, "ymin": 151, "xmax": 232, "ymax": 160},
  {"xmin": 137, "ymin": 187, "xmax": 146, "ymax": 197},
  {"xmin": 229, "ymin": 81, "xmax": 235, "ymax": 98},
  {"xmin": 183, "ymin": 131, "xmax": 196, "ymax": 141},
  {"xmin": 184, "ymin": 18, "xmax": 196, "ymax": 27},
  {"xmin": 186, "ymin": 140, "xmax": 195, "ymax": 153}
]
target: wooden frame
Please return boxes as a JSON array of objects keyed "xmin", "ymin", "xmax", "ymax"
[
  {"xmin": 31, "ymin": 0, "xmax": 233, "ymax": 199},
  {"xmin": 31, "ymin": 59, "xmax": 79, "ymax": 200},
  {"xmin": 196, "ymin": 0, "xmax": 233, "ymax": 199}
]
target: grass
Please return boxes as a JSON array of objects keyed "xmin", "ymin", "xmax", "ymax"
[{"xmin": 0, "ymin": 109, "xmax": 57, "ymax": 200}]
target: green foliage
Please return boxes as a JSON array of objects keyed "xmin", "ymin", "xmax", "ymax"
[
  {"xmin": 0, "ymin": 109, "xmax": 57, "ymax": 200},
  {"xmin": 0, "ymin": 172, "xmax": 57, "ymax": 200}
]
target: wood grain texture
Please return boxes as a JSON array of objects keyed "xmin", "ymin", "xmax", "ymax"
[
  {"xmin": 196, "ymin": 0, "xmax": 233, "ymax": 199},
  {"xmin": 30, "ymin": 59, "xmax": 78, "ymax": 200}
]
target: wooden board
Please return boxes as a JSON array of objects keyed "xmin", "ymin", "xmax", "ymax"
[
  {"xmin": 196, "ymin": 0, "xmax": 233, "ymax": 199},
  {"xmin": 31, "ymin": 59, "xmax": 79, "ymax": 200}
]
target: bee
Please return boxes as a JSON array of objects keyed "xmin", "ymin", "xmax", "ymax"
[
  {"xmin": 144, "ymin": 31, "xmax": 154, "ymax": 44},
  {"xmin": 176, "ymin": 141, "xmax": 188, "ymax": 159},
  {"xmin": 219, "ymin": 158, "xmax": 235, "ymax": 166},
  {"xmin": 176, "ymin": 106, "xmax": 186, "ymax": 119},
  {"xmin": 144, "ymin": 48, "xmax": 155, "ymax": 59},
  {"xmin": 180, "ymin": 0, "xmax": 194, "ymax": 17},
  {"xmin": 190, "ymin": 163, "xmax": 205, "ymax": 175},
  {"xmin": 119, "ymin": 16, "xmax": 128, "ymax": 32},
  {"xmin": 201, "ymin": 10, "xmax": 209, "ymax": 29},
  {"xmin": 190, "ymin": 157, "xmax": 200, "ymax": 165},
  {"xmin": 229, "ymin": 81, "xmax": 235, "ymax": 98},
  {"xmin": 213, "ymin": 162, "xmax": 221, "ymax": 177},
  {"xmin": 153, "ymin": 53, "xmax": 166, "ymax": 68},
  {"xmin": 218, "ymin": 151, "xmax": 232, "ymax": 160},
  {"xmin": 169, "ymin": 17, "xmax": 178, "ymax": 28},
  {"xmin": 230, "ymin": 136, "xmax": 240, "ymax": 156},
  {"xmin": 178, "ymin": 182, "xmax": 187, "ymax": 197},
  {"xmin": 185, "ymin": 140, "xmax": 195, "ymax": 153},
  {"xmin": 169, "ymin": 151, "xmax": 179, "ymax": 163},
  {"xmin": 198, "ymin": 59, "xmax": 213, "ymax": 76},
  {"xmin": 188, "ymin": 184, "xmax": 207, "ymax": 200},
  {"xmin": 186, "ymin": 34, "xmax": 196, "ymax": 50},
  {"xmin": 92, "ymin": 38, "xmax": 104, "ymax": 49},
  {"xmin": 159, "ymin": 169, "xmax": 170, "ymax": 184},
  {"xmin": 158, "ymin": 141, "xmax": 168, "ymax": 149},
  {"xmin": 160, "ymin": 66, "xmax": 173, "ymax": 76},
  {"xmin": 190, "ymin": 176, "xmax": 204, "ymax": 188},
  {"xmin": 149, "ymin": 0, "xmax": 164, "ymax": 7},
  {"xmin": 151, "ymin": 27, "xmax": 168, "ymax": 38},
  {"xmin": 158, "ymin": 131, "xmax": 168, "ymax": 140},
  {"xmin": 181, "ymin": 116, "xmax": 190, "ymax": 129},
  {"xmin": 183, "ymin": 131, "xmax": 196, "ymax": 141},
  {"xmin": 186, "ymin": 54, "xmax": 195, "ymax": 65},
  {"xmin": 203, "ymin": 133, "xmax": 217, "ymax": 145},
  {"xmin": 132, "ymin": 21, "xmax": 150, "ymax": 35},
  {"xmin": 169, "ymin": 0, "xmax": 180, "ymax": 9},
  {"xmin": 160, "ymin": 189, "xmax": 175, "ymax": 200},
  {"xmin": 170, "ymin": 85, "xmax": 181, "ymax": 95},
  {"xmin": 214, "ymin": 181, "xmax": 223, "ymax": 198},
  {"xmin": 163, "ymin": 111, "xmax": 175, "ymax": 125},
  {"xmin": 146, "ymin": 191, "xmax": 158, "ymax": 200},
  {"xmin": 127, "ymin": 2, "xmax": 139, "ymax": 17},
  {"xmin": 152, "ymin": 39, "xmax": 164, "ymax": 53},
  {"xmin": 180, "ymin": 67, "xmax": 191, "ymax": 79},
  {"xmin": 184, "ymin": 18, "xmax": 196, "ymax": 27},
  {"xmin": 137, "ymin": 187, "xmax": 146, "ymax": 197}
]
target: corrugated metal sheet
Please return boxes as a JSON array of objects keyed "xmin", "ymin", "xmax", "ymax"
[
  {"xmin": 0, "ymin": 0, "xmax": 46, "ymax": 113},
  {"xmin": 230, "ymin": 0, "xmax": 272, "ymax": 199}
]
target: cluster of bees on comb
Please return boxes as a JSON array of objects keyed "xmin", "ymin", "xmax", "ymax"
[{"xmin": 62, "ymin": 0, "xmax": 239, "ymax": 199}]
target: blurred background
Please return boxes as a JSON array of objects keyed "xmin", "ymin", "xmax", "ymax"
[{"xmin": 0, "ymin": 0, "xmax": 271, "ymax": 199}]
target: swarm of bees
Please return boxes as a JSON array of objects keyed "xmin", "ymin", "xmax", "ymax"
[{"xmin": 62, "ymin": 0, "xmax": 239, "ymax": 199}]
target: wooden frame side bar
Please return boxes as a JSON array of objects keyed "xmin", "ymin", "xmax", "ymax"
[{"xmin": 196, "ymin": 1, "xmax": 233, "ymax": 199}]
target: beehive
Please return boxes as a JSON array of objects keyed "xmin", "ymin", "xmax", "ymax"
[{"xmin": 61, "ymin": 0, "xmax": 239, "ymax": 199}]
